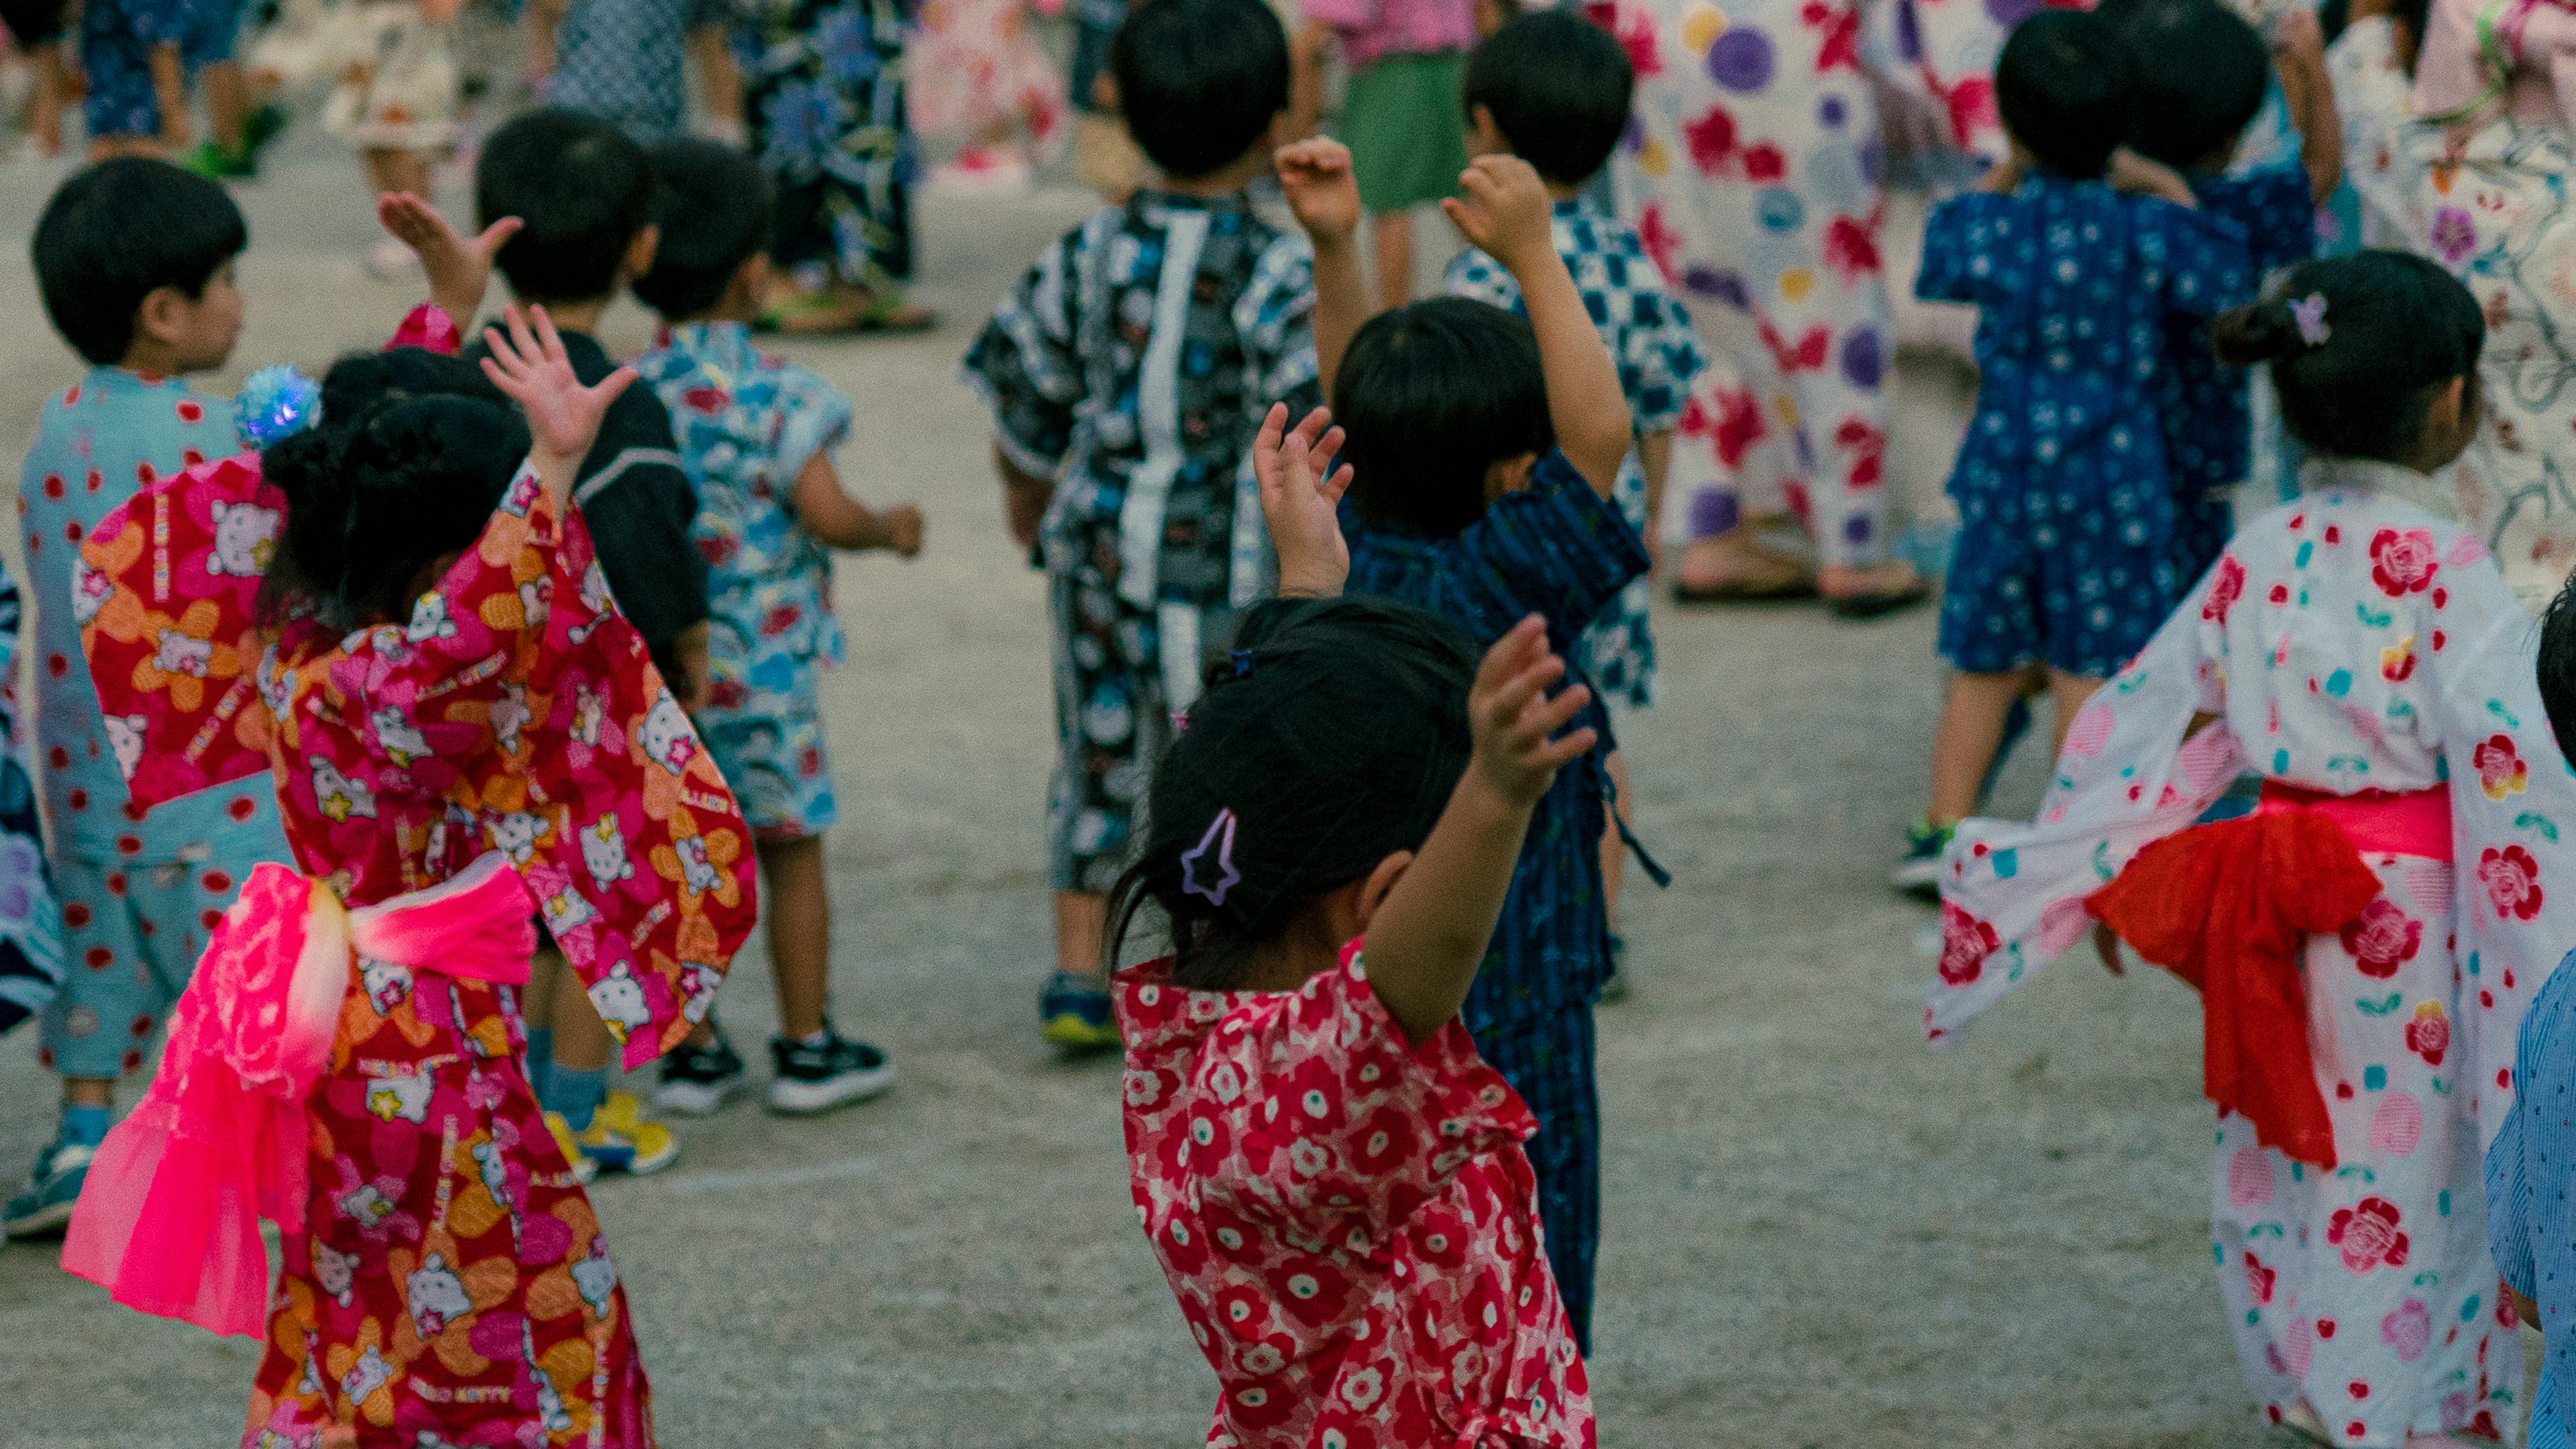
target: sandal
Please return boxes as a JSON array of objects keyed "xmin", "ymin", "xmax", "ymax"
[
  {"xmin": 1824, "ymin": 578, "xmax": 1932, "ymax": 620},
  {"xmin": 1672, "ymin": 573, "xmax": 1818, "ymax": 604}
]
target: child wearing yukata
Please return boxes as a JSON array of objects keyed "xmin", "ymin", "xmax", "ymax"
[
  {"xmin": 61, "ymin": 303, "xmax": 757, "ymax": 1448},
  {"xmin": 631, "ymin": 139, "xmax": 926, "ymax": 1117},
  {"xmin": 542, "ymin": 0, "xmax": 750, "ymax": 146},
  {"xmin": 1283, "ymin": 138, "xmax": 1648, "ymax": 1348},
  {"xmin": 1896, "ymin": 11, "xmax": 2253, "ymax": 892},
  {"xmin": 1935, "ymin": 252, "xmax": 2567, "ymax": 1448},
  {"xmin": 961, "ymin": 0, "xmax": 1318, "ymax": 1053},
  {"xmin": 80, "ymin": 0, "xmax": 197, "ymax": 158},
  {"xmin": 0, "ymin": 575, "xmax": 64, "ymax": 1041},
  {"xmin": 912, "ymin": 0, "xmax": 1070, "ymax": 193},
  {"xmin": 2102, "ymin": 0, "xmax": 2336, "ymax": 587},
  {"xmin": 1442, "ymin": 9, "xmax": 1703, "ymax": 940},
  {"xmin": 2326, "ymin": 0, "xmax": 2432, "ymax": 255},
  {"xmin": 1301, "ymin": 0, "xmax": 1475, "ymax": 311},
  {"xmin": 4, "ymin": 159, "xmax": 295, "ymax": 1241}
]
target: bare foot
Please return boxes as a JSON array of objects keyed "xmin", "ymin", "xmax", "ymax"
[{"xmin": 1819, "ymin": 559, "xmax": 1925, "ymax": 600}]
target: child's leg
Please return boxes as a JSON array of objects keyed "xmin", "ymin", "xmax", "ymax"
[
  {"xmin": 1372, "ymin": 209, "xmax": 1415, "ymax": 314},
  {"xmin": 362, "ymin": 144, "xmax": 431, "ymax": 199},
  {"xmin": 687, "ymin": 22, "xmax": 742, "ymax": 140},
  {"xmin": 202, "ymin": 59, "xmax": 247, "ymax": 153},
  {"xmin": 1600, "ymin": 749, "xmax": 1630, "ymax": 922},
  {"xmin": 1927, "ymin": 669, "xmax": 2032, "ymax": 826},
  {"xmin": 2047, "ymin": 669, "xmax": 2104, "ymax": 755},
  {"xmin": 758, "ymin": 835, "xmax": 830, "ymax": 1041},
  {"xmin": 27, "ymin": 41, "xmax": 64, "ymax": 156}
]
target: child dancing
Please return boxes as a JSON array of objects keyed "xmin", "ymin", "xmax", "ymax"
[
  {"xmin": 1934, "ymin": 252, "xmax": 2568, "ymax": 1446},
  {"xmin": 1896, "ymin": 10, "xmax": 2252, "ymax": 890},
  {"xmin": 633, "ymin": 139, "xmax": 925, "ymax": 1115},
  {"xmin": 1112, "ymin": 427, "xmax": 1598, "ymax": 1445},
  {"xmin": 60, "ymin": 304, "xmax": 757, "ymax": 1446},
  {"xmin": 961, "ymin": 0, "xmax": 1316, "ymax": 1053},
  {"xmin": 1284, "ymin": 139, "xmax": 1647, "ymax": 1347}
]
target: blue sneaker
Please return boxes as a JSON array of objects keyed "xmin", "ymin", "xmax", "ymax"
[
  {"xmin": 3, "ymin": 1137, "xmax": 94, "ymax": 1239},
  {"xmin": 1040, "ymin": 971, "xmax": 1121, "ymax": 1053}
]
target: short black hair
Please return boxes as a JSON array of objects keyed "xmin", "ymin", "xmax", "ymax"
[
  {"xmin": 1995, "ymin": 9, "xmax": 2132, "ymax": 179},
  {"xmin": 2099, "ymin": 0, "xmax": 2269, "ymax": 170},
  {"xmin": 1111, "ymin": 0, "xmax": 1290, "ymax": 180},
  {"xmin": 1336, "ymin": 297, "xmax": 1554, "ymax": 538},
  {"xmin": 634, "ymin": 139, "xmax": 775, "ymax": 321},
  {"xmin": 1463, "ymin": 9, "xmax": 1636, "ymax": 186},
  {"xmin": 2212, "ymin": 250, "xmax": 2484, "ymax": 464},
  {"xmin": 32, "ymin": 158, "xmax": 246, "ymax": 366},
  {"xmin": 2541, "ymin": 573, "xmax": 2576, "ymax": 773},
  {"xmin": 260, "ymin": 349, "xmax": 532, "ymax": 633},
  {"xmin": 476, "ymin": 108, "xmax": 655, "ymax": 305},
  {"xmin": 1106, "ymin": 595, "xmax": 1480, "ymax": 987}
]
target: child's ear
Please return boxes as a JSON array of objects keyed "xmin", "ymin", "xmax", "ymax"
[
  {"xmin": 1346, "ymin": 850, "xmax": 1416, "ymax": 938},
  {"xmin": 1481, "ymin": 451, "xmax": 1541, "ymax": 504},
  {"xmin": 733, "ymin": 254, "xmax": 772, "ymax": 312},
  {"xmin": 624, "ymin": 224, "xmax": 662, "ymax": 284},
  {"xmin": 1468, "ymin": 103, "xmax": 1508, "ymax": 160},
  {"xmin": 131, "ymin": 284, "xmax": 191, "ymax": 349}
]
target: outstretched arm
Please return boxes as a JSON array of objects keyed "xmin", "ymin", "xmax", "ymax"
[
  {"xmin": 1277, "ymin": 138, "xmax": 1370, "ymax": 398},
  {"xmin": 2272, "ymin": 7, "xmax": 2344, "ymax": 204},
  {"xmin": 1442, "ymin": 156, "xmax": 1631, "ymax": 496},
  {"xmin": 380, "ymin": 190, "xmax": 523, "ymax": 332},
  {"xmin": 1251, "ymin": 402, "xmax": 1352, "ymax": 598},
  {"xmin": 477, "ymin": 305, "xmax": 635, "ymax": 514}
]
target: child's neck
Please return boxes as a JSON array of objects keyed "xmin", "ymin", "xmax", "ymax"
[
  {"xmin": 519, "ymin": 297, "xmax": 612, "ymax": 335},
  {"xmin": 669, "ymin": 305, "xmax": 757, "ymax": 329},
  {"xmin": 1544, "ymin": 181, "xmax": 1582, "ymax": 203},
  {"xmin": 1159, "ymin": 152, "xmax": 1267, "ymax": 199},
  {"xmin": 115, "ymin": 341, "xmax": 200, "ymax": 381}
]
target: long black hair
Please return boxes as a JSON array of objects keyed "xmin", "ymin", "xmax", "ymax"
[
  {"xmin": 258, "ymin": 348, "xmax": 531, "ymax": 632},
  {"xmin": 2211, "ymin": 251, "xmax": 2484, "ymax": 465},
  {"xmin": 1104, "ymin": 596, "xmax": 1481, "ymax": 989}
]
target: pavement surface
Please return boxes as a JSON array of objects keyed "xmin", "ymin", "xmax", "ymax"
[{"xmin": 0, "ymin": 132, "xmax": 2502, "ymax": 1449}]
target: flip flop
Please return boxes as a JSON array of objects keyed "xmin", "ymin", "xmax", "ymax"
[
  {"xmin": 1823, "ymin": 579, "xmax": 1933, "ymax": 621},
  {"xmin": 1672, "ymin": 572, "xmax": 1818, "ymax": 605}
]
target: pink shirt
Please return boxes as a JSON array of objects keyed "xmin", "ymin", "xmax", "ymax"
[
  {"xmin": 1303, "ymin": 0, "xmax": 1474, "ymax": 70},
  {"xmin": 1118, "ymin": 943, "xmax": 1595, "ymax": 1449}
]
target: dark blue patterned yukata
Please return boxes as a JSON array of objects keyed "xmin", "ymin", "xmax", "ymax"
[
  {"xmin": 1344, "ymin": 447, "xmax": 1650, "ymax": 1353},
  {"xmin": 2163, "ymin": 162, "xmax": 2318, "ymax": 586}
]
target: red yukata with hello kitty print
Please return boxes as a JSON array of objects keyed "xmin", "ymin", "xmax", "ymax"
[
  {"xmin": 75, "ymin": 337, "xmax": 757, "ymax": 1448},
  {"xmin": 1116, "ymin": 943, "xmax": 1595, "ymax": 1448}
]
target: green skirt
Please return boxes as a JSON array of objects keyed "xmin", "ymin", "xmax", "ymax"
[{"xmin": 1341, "ymin": 51, "xmax": 1470, "ymax": 214}]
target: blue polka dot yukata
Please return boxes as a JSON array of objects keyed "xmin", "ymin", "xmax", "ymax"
[
  {"xmin": 80, "ymin": 0, "xmax": 193, "ymax": 140},
  {"xmin": 635, "ymin": 321, "xmax": 851, "ymax": 839},
  {"xmin": 1446, "ymin": 196, "xmax": 1705, "ymax": 708},
  {"xmin": 1935, "ymin": 462, "xmax": 2572, "ymax": 1444},
  {"xmin": 17, "ymin": 368, "xmax": 290, "ymax": 1081},
  {"xmin": 1917, "ymin": 176, "xmax": 2251, "ymax": 680},
  {"xmin": 1601, "ymin": 0, "xmax": 1904, "ymax": 568}
]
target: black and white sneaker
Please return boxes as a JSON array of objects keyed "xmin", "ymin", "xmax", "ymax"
[
  {"xmin": 653, "ymin": 1030, "xmax": 747, "ymax": 1117},
  {"xmin": 767, "ymin": 1026, "xmax": 894, "ymax": 1116}
]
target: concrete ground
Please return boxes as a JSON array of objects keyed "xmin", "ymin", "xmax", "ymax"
[{"xmin": 0, "ymin": 135, "xmax": 2512, "ymax": 1449}]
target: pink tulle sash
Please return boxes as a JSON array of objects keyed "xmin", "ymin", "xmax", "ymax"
[{"xmin": 61, "ymin": 852, "xmax": 534, "ymax": 1338}]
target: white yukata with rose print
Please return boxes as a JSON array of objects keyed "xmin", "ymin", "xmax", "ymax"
[{"xmin": 1931, "ymin": 458, "xmax": 2576, "ymax": 1446}]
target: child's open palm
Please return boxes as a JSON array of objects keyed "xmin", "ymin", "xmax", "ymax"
[
  {"xmin": 380, "ymin": 191, "xmax": 521, "ymax": 329},
  {"xmin": 478, "ymin": 305, "xmax": 633, "ymax": 498},
  {"xmin": 1442, "ymin": 156, "xmax": 1554, "ymax": 275},
  {"xmin": 1252, "ymin": 402, "xmax": 1352, "ymax": 597},
  {"xmin": 1276, "ymin": 138, "xmax": 1361, "ymax": 244},
  {"xmin": 1469, "ymin": 616, "xmax": 1595, "ymax": 808}
]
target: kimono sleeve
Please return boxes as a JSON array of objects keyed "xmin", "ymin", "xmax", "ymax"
[
  {"xmin": 2145, "ymin": 200, "xmax": 2254, "ymax": 321},
  {"xmin": 1238, "ymin": 231, "xmax": 1320, "ymax": 413},
  {"xmin": 1931, "ymin": 562, "xmax": 2245, "ymax": 1040},
  {"xmin": 771, "ymin": 362, "xmax": 855, "ymax": 494},
  {"xmin": 1448, "ymin": 449, "xmax": 1651, "ymax": 654},
  {"xmin": 1915, "ymin": 193, "xmax": 2014, "ymax": 307},
  {"xmin": 1621, "ymin": 280, "xmax": 1705, "ymax": 437},
  {"xmin": 2206, "ymin": 163, "xmax": 2320, "ymax": 276},
  {"xmin": 1217, "ymin": 953, "xmax": 1534, "ymax": 1243},
  {"xmin": 961, "ymin": 226, "xmax": 1092, "ymax": 480},
  {"xmin": 2428, "ymin": 543, "xmax": 2576, "ymax": 1148},
  {"xmin": 1442, "ymin": 248, "xmax": 1521, "ymax": 311}
]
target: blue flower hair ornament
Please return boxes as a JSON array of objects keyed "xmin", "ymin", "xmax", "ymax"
[{"xmin": 233, "ymin": 364, "xmax": 323, "ymax": 451}]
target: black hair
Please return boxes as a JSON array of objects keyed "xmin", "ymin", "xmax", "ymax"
[
  {"xmin": 32, "ymin": 158, "xmax": 247, "ymax": 367},
  {"xmin": 1462, "ymin": 9, "xmax": 1636, "ymax": 187},
  {"xmin": 1995, "ymin": 10, "xmax": 2133, "ymax": 179},
  {"xmin": 2211, "ymin": 251, "xmax": 2483, "ymax": 466},
  {"xmin": 258, "ymin": 350, "xmax": 532, "ymax": 633},
  {"xmin": 2096, "ymin": 0, "xmax": 2269, "ymax": 170},
  {"xmin": 1110, "ymin": 0, "xmax": 1291, "ymax": 180},
  {"xmin": 1104, "ymin": 596, "xmax": 1480, "ymax": 988},
  {"xmin": 633, "ymin": 138, "xmax": 775, "ymax": 321},
  {"xmin": 2541, "ymin": 574, "xmax": 2576, "ymax": 770},
  {"xmin": 476, "ymin": 109, "xmax": 655, "ymax": 305},
  {"xmin": 1336, "ymin": 297, "xmax": 1554, "ymax": 537}
]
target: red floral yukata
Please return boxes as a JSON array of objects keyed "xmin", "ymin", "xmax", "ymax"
[
  {"xmin": 75, "ymin": 325, "xmax": 757, "ymax": 1448},
  {"xmin": 1116, "ymin": 943, "xmax": 1595, "ymax": 1449}
]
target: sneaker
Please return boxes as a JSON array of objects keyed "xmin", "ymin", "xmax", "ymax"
[
  {"xmin": 541, "ymin": 1112, "xmax": 601, "ymax": 1185},
  {"xmin": 549, "ymin": 1097, "xmax": 679, "ymax": 1177},
  {"xmin": 1040, "ymin": 971, "xmax": 1121, "ymax": 1053},
  {"xmin": 1890, "ymin": 816, "xmax": 1955, "ymax": 898},
  {"xmin": 2, "ymin": 1137, "xmax": 93, "ymax": 1238},
  {"xmin": 767, "ymin": 1027, "xmax": 894, "ymax": 1115},
  {"xmin": 653, "ymin": 1030, "xmax": 746, "ymax": 1117}
]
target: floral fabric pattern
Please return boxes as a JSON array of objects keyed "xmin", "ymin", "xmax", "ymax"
[
  {"xmin": 1931, "ymin": 460, "xmax": 2576, "ymax": 1442},
  {"xmin": 0, "ymin": 568, "xmax": 62, "ymax": 1036},
  {"xmin": 906, "ymin": 0, "xmax": 1067, "ymax": 152},
  {"xmin": 1115, "ymin": 945, "xmax": 1595, "ymax": 1449},
  {"xmin": 1604, "ymin": 0, "xmax": 1898, "ymax": 566},
  {"xmin": 751, "ymin": 0, "xmax": 916, "ymax": 285}
]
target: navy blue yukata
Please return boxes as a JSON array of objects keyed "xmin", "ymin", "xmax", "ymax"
[
  {"xmin": 1344, "ymin": 447, "xmax": 1650, "ymax": 1353},
  {"xmin": 2163, "ymin": 162, "xmax": 2319, "ymax": 586},
  {"xmin": 1918, "ymin": 174, "xmax": 2252, "ymax": 680}
]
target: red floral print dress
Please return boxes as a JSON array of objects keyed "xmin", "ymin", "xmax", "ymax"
[
  {"xmin": 78, "ymin": 437, "xmax": 757, "ymax": 1447},
  {"xmin": 1116, "ymin": 945, "xmax": 1595, "ymax": 1449}
]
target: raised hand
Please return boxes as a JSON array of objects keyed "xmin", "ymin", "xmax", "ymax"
[
  {"xmin": 477, "ymin": 305, "xmax": 633, "ymax": 504},
  {"xmin": 1276, "ymin": 138, "xmax": 1362, "ymax": 246},
  {"xmin": 1252, "ymin": 402, "xmax": 1352, "ymax": 598},
  {"xmin": 1468, "ymin": 616, "xmax": 1595, "ymax": 808},
  {"xmin": 1441, "ymin": 155, "xmax": 1554, "ymax": 276},
  {"xmin": 380, "ymin": 191, "xmax": 522, "ymax": 328}
]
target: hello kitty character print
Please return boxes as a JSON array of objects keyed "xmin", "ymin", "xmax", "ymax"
[
  {"xmin": 1929, "ymin": 461, "xmax": 2576, "ymax": 1441},
  {"xmin": 75, "ymin": 326, "xmax": 757, "ymax": 1446},
  {"xmin": 1116, "ymin": 945, "xmax": 1596, "ymax": 1449}
]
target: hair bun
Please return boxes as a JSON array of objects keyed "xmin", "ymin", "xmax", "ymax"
[{"xmin": 2211, "ymin": 300, "xmax": 2302, "ymax": 368}]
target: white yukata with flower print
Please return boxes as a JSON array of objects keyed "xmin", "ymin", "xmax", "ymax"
[{"xmin": 1931, "ymin": 459, "xmax": 2576, "ymax": 1446}]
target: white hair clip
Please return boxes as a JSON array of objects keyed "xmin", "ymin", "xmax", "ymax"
[{"xmin": 2289, "ymin": 293, "xmax": 2331, "ymax": 349}]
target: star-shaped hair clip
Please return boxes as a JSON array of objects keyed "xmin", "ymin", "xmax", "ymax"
[{"xmin": 1181, "ymin": 808, "xmax": 1241, "ymax": 907}]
